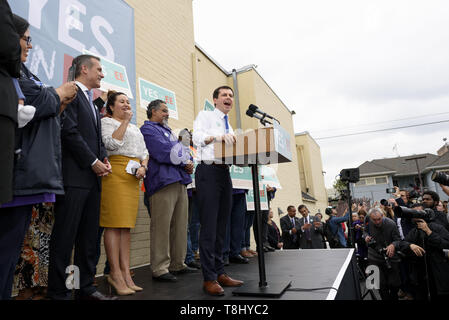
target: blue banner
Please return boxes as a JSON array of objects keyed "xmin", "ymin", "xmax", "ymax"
[{"xmin": 9, "ymin": 0, "xmax": 136, "ymax": 122}]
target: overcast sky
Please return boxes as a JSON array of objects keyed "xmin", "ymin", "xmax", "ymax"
[{"xmin": 192, "ymin": 0, "xmax": 449, "ymax": 188}]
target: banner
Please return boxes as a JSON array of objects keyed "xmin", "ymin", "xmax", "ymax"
[
  {"xmin": 84, "ymin": 49, "xmax": 133, "ymax": 98},
  {"xmin": 246, "ymin": 185, "xmax": 268, "ymax": 211},
  {"xmin": 204, "ymin": 99, "xmax": 214, "ymax": 111},
  {"xmin": 9, "ymin": 0, "xmax": 137, "ymax": 122},
  {"xmin": 139, "ymin": 78, "xmax": 178, "ymax": 120}
]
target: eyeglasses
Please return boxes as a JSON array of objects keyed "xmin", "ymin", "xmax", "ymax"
[{"xmin": 21, "ymin": 36, "xmax": 32, "ymax": 46}]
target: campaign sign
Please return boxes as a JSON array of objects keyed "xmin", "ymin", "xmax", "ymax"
[
  {"xmin": 9, "ymin": 0, "xmax": 137, "ymax": 122},
  {"xmin": 204, "ymin": 99, "xmax": 214, "ymax": 111},
  {"xmin": 246, "ymin": 185, "xmax": 269, "ymax": 211},
  {"xmin": 139, "ymin": 78, "xmax": 178, "ymax": 120},
  {"xmin": 84, "ymin": 49, "xmax": 133, "ymax": 98}
]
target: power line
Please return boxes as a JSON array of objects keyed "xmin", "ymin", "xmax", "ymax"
[
  {"xmin": 310, "ymin": 111, "xmax": 449, "ymax": 135},
  {"xmin": 315, "ymin": 119, "xmax": 449, "ymax": 140}
]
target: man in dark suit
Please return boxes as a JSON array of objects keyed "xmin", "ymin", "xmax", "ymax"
[
  {"xmin": 48, "ymin": 54, "xmax": 114, "ymax": 300},
  {"xmin": 298, "ymin": 205, "xmax": 324, "ymax": 249},
  {"xmin": 280, "ymin": 206, "xmax": 300, "ymax": 249}
]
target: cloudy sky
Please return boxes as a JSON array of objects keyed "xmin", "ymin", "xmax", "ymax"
[{"xmin": 192, "ymin": 0, "xmax": 449, "ymax": 188}]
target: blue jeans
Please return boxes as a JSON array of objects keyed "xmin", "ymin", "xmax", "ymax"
[
  {"xmin": 241, "ymin": 211, "xmax": 255, "ymax": 250},
  {"xmin": 223, "ymin": 193, "xmax": 247, "ymax": 258},
  {"xmin": 188, "ymin": 194, "xmax": 200, "ymax": 253}
]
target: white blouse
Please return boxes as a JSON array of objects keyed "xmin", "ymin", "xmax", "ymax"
[{"xmin": 101, "ymin": 117, "xmax": 149, "ymax": 161}]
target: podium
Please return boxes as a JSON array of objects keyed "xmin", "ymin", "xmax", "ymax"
[{"xmin": 213, "ymin": 124, "xmax": 293, "ymax": 297}]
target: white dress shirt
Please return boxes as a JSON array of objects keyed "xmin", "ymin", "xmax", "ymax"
[{"xmin": 192, "ymin": 108, "xmax": 234, "ymax": 162}]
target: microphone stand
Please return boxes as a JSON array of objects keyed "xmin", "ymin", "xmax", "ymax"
[{"xmin": 232, "ymin": 119, "xmax": 291, "ymax": 298}]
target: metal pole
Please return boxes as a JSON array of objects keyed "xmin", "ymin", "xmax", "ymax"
[
  {"xmin": 347, "ymin": 182, "xmax": 353, "ymax": 248},
  {"xmin": 405, "ymin": 155, "xmax": 426, "ymax": 196},
  {"xmin": 250, "ymin": 164, "xmax": 267, "ymax": 287}
]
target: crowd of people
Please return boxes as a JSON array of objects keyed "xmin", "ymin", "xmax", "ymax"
[
  {"xmin": 1, "ymin": 4, "xmax": 449, "ymax": 301},
  {"xmin": 348, "ymin": 188, "xmax": 449, "ymax": 301}
]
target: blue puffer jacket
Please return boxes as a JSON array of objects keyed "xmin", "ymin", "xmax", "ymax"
[{"xmin": 13, "ymin": 64, "xmax": 64, "ymax": 196}]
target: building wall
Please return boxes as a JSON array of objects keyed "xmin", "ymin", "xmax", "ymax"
[
  {"xmin": 295, "ymin": 133, "xmax": 328, "ymax": 215},
  {"xmin": 193, "ymin": 48, "xmax": 231, "ymax": 115},
  {"xmin": 352, "ymin": 175, "xmax": 394, "ymax": 203}
]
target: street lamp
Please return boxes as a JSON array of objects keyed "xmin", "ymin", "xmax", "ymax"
[{"xmin": 405, "ymin": 155, "xmax": 426, "ymax": 196}]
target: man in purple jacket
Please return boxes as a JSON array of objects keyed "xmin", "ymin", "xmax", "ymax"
[{"xmin": 141, "ymin": 99, "xmax": 196, "ymax": 282}]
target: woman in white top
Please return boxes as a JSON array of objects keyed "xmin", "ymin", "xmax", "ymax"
[{"xmin": 100, "ymin": 91, "xmax": 149, "ymax": 295}]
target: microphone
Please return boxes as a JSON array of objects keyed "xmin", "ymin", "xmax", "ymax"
[
  {"xmin": 246, "ymin": 108, "xmax": 272, "ymax": 125},
  {"xmin": 249, "ymin": 104, "xmax": 275, "ymax": 120}
]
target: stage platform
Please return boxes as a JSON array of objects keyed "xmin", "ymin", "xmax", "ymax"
[{"xmin": 95, "ymin": 249, "xmax": 361, "ymax": 300}]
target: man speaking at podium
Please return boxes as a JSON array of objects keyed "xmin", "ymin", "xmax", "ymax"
[{"xmin": 193, "ymin": 86, "xmax": 244, "ymax": 296}]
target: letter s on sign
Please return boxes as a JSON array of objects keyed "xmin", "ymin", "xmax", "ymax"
[{"xmin": 89, "ymin": 16, "xmax": 115, "ymax": 61}]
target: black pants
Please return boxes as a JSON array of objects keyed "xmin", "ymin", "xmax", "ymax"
[
  {"xmin": 48, "ymin": 186, "xmax": 100, "ymax": 299},
  {"xmin": 195, "ymin": 164, "xmax": 232, "ymax": 281},
  {"xmin": 0, "ymin": 205, "xmax": 32, "ymax": 300},
  {"xmin": 0, "ymin": 116, "xmax": 15, "ymax": 205}
]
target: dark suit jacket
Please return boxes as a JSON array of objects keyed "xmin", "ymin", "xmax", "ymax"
[
  {"xmin": 0, "ymin": 0, "xmax": 21, "ymax": 121},
  {"xmin": 298, "ymin": 215, "xmax": 325, "ymax": 249},
  {"xmin": 280, "ymin": 215, "xmax": 301, "ymax": 249},
  {"xmin": 60, "ymin": 86, "xmax": 107, "ymax": 190},
  {"xmin": 267, "ymin": 220, "xmax": 281, "ymax": 249}
]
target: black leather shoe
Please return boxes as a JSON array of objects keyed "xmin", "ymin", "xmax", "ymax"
[
  {"xmin": 186, "ymin": 260, "xmax": 201, "ymax": 269},
  {"xmin": 171, "ymin": 266, "xmax": 199, "ymax": 274},
  {"xmin": 152, "ymin": 272, "xmax": 177, "ymax": 282},
  {"xmin": 229, "ymin": 255, "xmax": 249, "ymax": 264},
  {"xmin": 76, "ymin": 291, "xmax": 118, "ymax": 301}
]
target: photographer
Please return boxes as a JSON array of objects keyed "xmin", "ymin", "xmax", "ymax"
[
  {"xmin": 422, "ymin": 191, "xmax": 449, "ymax": 231},
  {"xmin": 363, "ymin": 208, "xmax": 403, "ymax": 300},
  {"xmin": 392, "ymin": 187, "xmax": 412, "ymax": 208},
  {"xmin": 400, "ymin": 209, "xmax": 449, "ymax": 300}
]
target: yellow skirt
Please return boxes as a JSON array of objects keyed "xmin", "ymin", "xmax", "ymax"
[{"xmin": 100, "ymin": 155, "xmax": 140, "ymax": 228}]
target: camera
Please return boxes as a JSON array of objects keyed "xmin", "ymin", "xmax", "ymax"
[
  {"xmin": 394, "ymin": 206, "xmax": 434, "ymax": 222},
  {"xmin": 367, "ymin": 238, "xmax": 392, "ymax": 269},
  {"xmin": 386, "ymin": 188, "xmax": 396, "ymax": 194},
  {"xmin": 431, "ymin": 171, "xmax": 449, "ymax": 187}
]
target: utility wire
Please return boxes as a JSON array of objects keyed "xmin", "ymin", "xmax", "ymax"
[
  {"xmin": 315, "ymin": 119, "xmax": 449, "ymax": 140},
  {"xmin": 310, "ymin": 111, "xmax": 449, "ymax": 135}
]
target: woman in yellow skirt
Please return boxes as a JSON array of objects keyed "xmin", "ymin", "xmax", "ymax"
[{"xmin": 100, "ymin": 91, "xmax": 149, "ymax": 295}]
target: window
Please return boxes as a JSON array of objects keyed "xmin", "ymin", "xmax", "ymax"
[
  {"xmin": 375, "ymin": 177, "xmax": 387, "ymax": 184},
  {"xmin": 355, "ymin": 176, "xmax": 388, "ymax": 186}
]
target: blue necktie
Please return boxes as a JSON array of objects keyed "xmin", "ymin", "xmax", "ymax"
[
  {"xmin": 86, "ymin": 90, "xmax": 97, "ymax": 123},
  {"xmin": 305, "ymin": 217, "xmax": 311, "ymax": 241},
  {"xmin": 224, "ymin": 115, "xmax": 229, "ymax": 134}
]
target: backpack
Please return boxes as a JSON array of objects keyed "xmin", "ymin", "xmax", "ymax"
[{"xmin": 323, "ymin": 219, "xmax": 342, "ymax": 248}]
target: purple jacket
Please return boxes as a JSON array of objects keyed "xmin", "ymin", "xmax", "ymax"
[{"xmin": 140, "ymin": 121, "xmax": 192, "ymax": 197}]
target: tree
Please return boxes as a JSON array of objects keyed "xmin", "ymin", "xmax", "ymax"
[{"xmin": 333, "ymin": 178, "xmax": 348, "ymax": 199}]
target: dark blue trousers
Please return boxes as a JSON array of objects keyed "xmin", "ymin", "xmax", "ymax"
[
  {"xmin": 195, "ymin": 164, "xmax": 232, "ymax": 281},
  {"xmin": 223, "ymin": 193, "xmax": 246, "ymax": 258},
  {"xmin": 0, "ymin": 205, "xmax": 32, "ymax": 300}
]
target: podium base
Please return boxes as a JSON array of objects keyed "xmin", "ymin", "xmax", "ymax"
[{"xmin": 232, "ymin": 280, "xmax": 292, "ymax": 298}]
